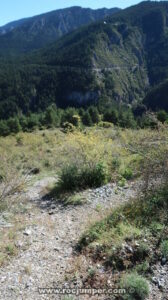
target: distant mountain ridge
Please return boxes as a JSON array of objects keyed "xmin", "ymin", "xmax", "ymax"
[
  {"xmin": 0, "ymin": 6, "xmax": 120, "ymax": 55},
  {"xmin": 0, "ymin": 19, "xmax": 28, "ymax": 34}
]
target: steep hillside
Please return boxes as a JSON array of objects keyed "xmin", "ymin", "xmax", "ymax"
[
  {"xmin": 1, "ymin": 2, "xmax": 168, "ymax": 118},
  {"xmin": 144, "ymin": 79, "xmax": 168, "ymax": 111},
  {"xmin": 0, "ymin": 6, "xmax": 120, "ymax": 55}
]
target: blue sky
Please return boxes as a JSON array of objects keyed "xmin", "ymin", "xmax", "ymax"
[{"xmin": 0, "ymin": 0, "xmax": 154, "ymax": 26}]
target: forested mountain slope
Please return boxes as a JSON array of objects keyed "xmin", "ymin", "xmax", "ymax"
[{"xmin": 1, "ymin": 2, "xmax": 168, "ymax": 118}]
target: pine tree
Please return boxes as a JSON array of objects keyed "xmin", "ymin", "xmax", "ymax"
[
  {"xmin": 157, "ymin": 110, "xmax": 168, "ymax": 123},
  {"xmin": 26, "ymin": 114, "xmax": 39, "ymax": 130},
  {"xmin": 7, "ymin": 117, "xmax": 21, "ymax": 134},
  {"xmin": 0, "ymin": 120, "xmax": 10, "ymax": 136},
  {"xmin": 45, "ymin": 106, "xmax": 56, "ymax": 127},
  {"xmin": 104, "ymin": 109, "xmax": 118, "ymax": 124},
  {"xmin": 88, "ymin": 107, "xmax": 100, "ymax": 124},
  {"xmin": 82, "ymin": 111, "xmax": 93, "ymax": 126}
]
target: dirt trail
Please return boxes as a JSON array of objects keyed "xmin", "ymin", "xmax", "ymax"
[{"xmin": 0, "ymin": 177, "xmax": 148, "ymax": 299}]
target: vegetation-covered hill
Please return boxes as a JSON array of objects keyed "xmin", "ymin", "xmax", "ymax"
[
  {"xmin": 0, "ymin": 6, "xmax": 120, "ymax": 55},
  {"xmin": 1, "ymin": 1, "xmax": 168, "ymax": 119}
]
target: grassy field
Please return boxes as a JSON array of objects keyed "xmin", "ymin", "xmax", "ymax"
[
  {"xmin": 0, "ymin": 124, "xmax": 168, "ymax": 209},
  {"xmin": 1, "ymin": 125, "xmax": 167, "ymax": 183}
]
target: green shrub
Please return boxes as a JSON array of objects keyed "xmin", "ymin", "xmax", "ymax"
[
  {"xmin": 149, "ymin": 222, "xmax": 164, "ymax": 235},
  {"xmin": 81, "ymin": 163, "xmax": 108, "ymax": 188},
  {"xmin": 7, "ymin": 117, "xmax": 21, "ymax": 134},
  {"xmin": 88, "ymin": 107, "xmax": 100, "ymax": 124},
  {"xmin": 0, "ymin": 120, "xmax": 10, "ymax": 136},
  {"xmin": 120, "ymin": 273, "xmax": 149, "ymax": 300},
  {"xmin": 160, "ymin": 240, "xmax": 168, "ymax": 259},
  {"xmin": 98, "ymin": 121, "xmax": 113, "ymax": 128},
  {"xmin": 88, "ymin": 267, "xmax": 96, "ymax": 278},
  {"xmin": 157, "ymin": 110, "xmax": 168, "ymax": 123},
  {"xmin": 59, "ymin": 165, "xmax": 79, "ymax": 191},
  {"xmin": 118, "ymin": 177, "xmax": 127, "ymax": 187},
  {"xmin": 62, "ymin": 122, "xmax": 75, "ymax": 133},
  {"xmin": 16, "ymin": 135, "xmax": 24, "ymax": 146},
  {"xmin": 111, "ymin": 158, "xmax": 121, "ymax": 170},
  {"xmin": 103, "ymin": 109, "xmax": 118, "ymax": 124},
  {"xmin": 5, "ymin": 244, "xmax": 16, "ymax": 256},
  {"xmin": 59, "ymin": 162, "xmax": 108, "ymax": 192},
  {"xmin": 122, "ymin": 168, "xmax": 133, "ymax": 180},
  {"xmin": 135, "ymin": 243, "xmax": 150, "ymax": 260},
  {"xmin": 135, "ymin": 261, "xmax": 150, "ymax": 275},
  {"xmin": 43, "ymin": 160, "xmax": 50, "ymax": 168},
  {"xmin": 82, "ymin": 111, "xmax": 93, "ymax": 126}
]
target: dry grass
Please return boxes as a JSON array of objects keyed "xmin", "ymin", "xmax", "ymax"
[
  {"xmin": 0, "ymin": 126, "xmax": 167, "ymax": 182},
  {"xmin": 0, "ymin": 214, "xmax": 26, "ymax": 266},
  {"xmin": 24, "ymin": 264, "xmax": 32, "ymax": 275},
  {"xmin": 0, "ymin": 125, "xmax": 168, "ymax": 268}
]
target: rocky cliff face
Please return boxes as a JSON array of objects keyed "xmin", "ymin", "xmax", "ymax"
[{"xmin": 90, "ymin": 24, "xmax": 149, "ymax": 104}]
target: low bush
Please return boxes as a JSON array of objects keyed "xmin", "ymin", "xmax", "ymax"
[
  {"xmin": 135, "ymin": 261, "xmax": 150, "ymax": 276},
  {"xmin": 5, "ymin": 244, "xmax": 16, "ymax": 256},
  {"xmin": 111, "ymin": 158, "xmax": 121, "ymax": 170},
  {"xmin": 121, "ymin": 168, "xmax": 133, "ymax": 180},
  {"xmin": 81, "ymin": 163, "xmax": 109, "ymax": 188},
  {"xmin": 118, "ymin": 177, "xmax": 127, "ymax": 187},
  {"xmin": 58, "ymin": 165, "xmax": 80, "ymax": 191},
  {"xmin": 98, "ymin": 121, "xmax": 114, "ymax": 128},
  {"xmin": 149, "ymin": 222, "xmax": 164, "ymax": 235},
  {"xmin": 58, "ymin": 162, "xmax": 109, "ymax": 192},
  {"xmin": 120, "ymin": 272, "xmax": 149, "ymax": 300},
  {"xmin": 135, "ymin": 243, "xmax": 150, "ymax": 261},
  {"xmin": 160, "ymin": 240, "xmax": 168, "ymax": 259},
  {"xmin": 62, "ymin": 122, "xmax": 76, "ymax": 133}
]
